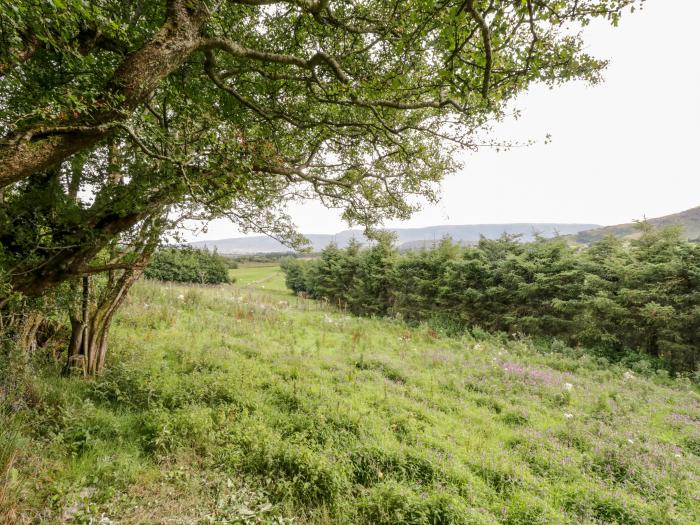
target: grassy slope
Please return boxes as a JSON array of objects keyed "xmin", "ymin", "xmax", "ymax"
[{"xmin": 4, "ymin": 267, "xmax": 700, "ymax": 524}]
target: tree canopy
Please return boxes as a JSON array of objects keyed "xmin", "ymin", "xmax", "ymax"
[{"xmin": 0, "ymin": 0, "xmax": 642, "ymax": 298}]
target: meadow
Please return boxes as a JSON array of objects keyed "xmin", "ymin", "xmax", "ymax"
[{"xmin": 2, "ymin": 266, "xmax": 700, "ymax": 524}]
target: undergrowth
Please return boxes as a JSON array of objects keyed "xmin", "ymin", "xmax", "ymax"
[{"xmin": 2, "ymin": 267, "xmax": 699, "ymax": 524}]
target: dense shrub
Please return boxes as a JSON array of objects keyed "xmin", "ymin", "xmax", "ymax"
[
  {"xmin": 280, "ymin": 257, "xmax": 308, "ymax": 294},
  {"xmin": 282, "ymin": 226, "xmax": 700, "ymax": 371},
  {"xmin": 145, "ymin": 247, "xmax": 230, "ymax": 284}
]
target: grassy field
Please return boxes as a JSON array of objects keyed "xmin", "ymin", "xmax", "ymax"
[
  {"xmin": 3, "ymin": 267, "xmax": 700, "ymax": 524},
  {"xmin": 229, "ymin": 265, "xmax": 288, "ymax": 292}
]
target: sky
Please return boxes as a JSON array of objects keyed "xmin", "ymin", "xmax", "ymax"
[{"xmin": 188, "ymin": 0, "xmax": 700, "ymax": 241}]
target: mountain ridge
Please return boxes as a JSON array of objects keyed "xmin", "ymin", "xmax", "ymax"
[
  {"xmin": 189, "ymin": 206, "xmax": 700, "ymax": 254},
  {"xmin": 189, "ymin": 223, "xmax": 601, "ymax": 254},
  {"xmin": 572, "ymin": 205, "xmax": 700, "ymax": 244}
]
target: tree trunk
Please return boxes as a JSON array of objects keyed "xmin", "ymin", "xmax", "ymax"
[
  {"xmin": 15, "ymin": 311, "xmax": 44, "ymax": 353},
  {"xmin": 64, "ymin": 277, "xmax": 90, "ymax": 374},
  {"xmin": 65, "ymin": 314, "xmax": 86, "ymax": 373},
  {"xmin": 65, "ymin": 251, "xmax": 153, "ymax": 377}
]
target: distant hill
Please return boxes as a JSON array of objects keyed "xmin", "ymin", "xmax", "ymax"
[
  {"xmin": 190, "ymin": 223, "xmax": 600, "ymax": 254},
  {"xmin": 572, "ymin": 206, "xmax": 700, "ymax": 244},
  {"xmin": 397, "ymin": 239, "xmax": 477, "ymax": 251}
]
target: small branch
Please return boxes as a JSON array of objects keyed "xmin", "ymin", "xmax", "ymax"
[
  {"xmin": 200, "ymin": 38, "xmax": 350, "ymax": 83},
  {"xmin": 73, "ymin": 263, "xmax": 138, "ymax": 275},
  {"xmin": 461, "ymin": 0, "xmax": 493, "ymax": 99}
]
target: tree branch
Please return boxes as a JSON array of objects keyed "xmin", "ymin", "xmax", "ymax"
[
  {"xmin": 200, "ymin": 38, "xmax": 350, "ymax": 83},
  {"xmin": 461, "ymin": 0, "xmax": 493, "ymax": 99}
]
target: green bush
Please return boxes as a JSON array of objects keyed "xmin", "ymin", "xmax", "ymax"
[
  {"xmin": 145, "ymin": 246, "xmax": 231, "ymax": 284},
  {"xmin": 280, "ymin": 257, "xmax": 308, "ymax": 294}
]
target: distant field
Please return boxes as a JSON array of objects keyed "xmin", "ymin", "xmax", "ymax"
[
  {"xmin": 235, "ymin": 261, "xmax": 286, "ymax": 268},
  {"xmin": 7, "ymin": 266, "xmax": 700, "ymax": 524},
  {"xmin": 230, "ymin": 264, "xmax": 288, "ymax": 292}
]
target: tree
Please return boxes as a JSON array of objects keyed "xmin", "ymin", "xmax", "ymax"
[
  {"xmin": 144, "ymin": 246, "xmax": 231, "ymax": 284},
  {"xmin": 1, "ymin": 0, "xmax": 642, "ymax": 300},
  {"xmin": 349, "ymin": 234, "xmax": 396, "ymax": 316},
  {"xmin": 281, "ymin": 257, "xmax": 308, "ymax": 294}
]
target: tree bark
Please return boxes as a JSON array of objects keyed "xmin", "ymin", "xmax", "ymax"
[
  {"xmin": 15, "ymin": 311, "xmax": 44, "ymax": 353},
  {"xmin": 65, "ymin": 314, "xmax": 86, "ymax": 373}
]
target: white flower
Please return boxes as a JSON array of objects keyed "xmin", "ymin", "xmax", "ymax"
[
  {"xmin": 564, "ymin": 383, "xmax": 573, "ymax": 391},
  {"xmin": 177, "ymin": 294, "xmax": 185, "ymax": 300},
  {"xmin": 675, "ymin": 453, "xmax": 682, "ymax": 458},
  {"xmin": 564, "ymin": 413, "xmax": 574, "ymax": 419},
  {"xmin": 623, "ymin": 371, "xmax": 634, "ymax": 381}
]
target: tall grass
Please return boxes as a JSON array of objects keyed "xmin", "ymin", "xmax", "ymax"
[{"xmin": 2, "ymin": 269, "xmax": 700, "ymax": 523}]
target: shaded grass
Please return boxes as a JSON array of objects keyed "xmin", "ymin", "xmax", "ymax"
[{"xmin": 3, "ymin": 267, "xmax": 700, "ymax": 524}]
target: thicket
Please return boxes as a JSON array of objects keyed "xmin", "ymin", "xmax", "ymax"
[
  {"xmin": 145, "ymin": 247, "xmax": 231, "ymax": 285},
  {"xmin": 282, "ymin": 227, "xmax": 700, "ymax": 372}
]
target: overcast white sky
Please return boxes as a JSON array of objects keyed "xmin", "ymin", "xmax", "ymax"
[{"xmin": 189, "ymin": 0, "xmax": 699, "ymax": 241}]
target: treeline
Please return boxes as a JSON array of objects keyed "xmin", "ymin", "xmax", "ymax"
[
  {"xmin": 282, "ymin": 227, "xmax": 700, "ymax": 371},
  {"xmin": 145, "ymin": 247, "xmax": 231, "ymax": 284}
]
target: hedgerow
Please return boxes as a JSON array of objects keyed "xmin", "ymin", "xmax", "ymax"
[{"xmin": 282, "ymin": 226, "xmax": 700, "ymax": 371}]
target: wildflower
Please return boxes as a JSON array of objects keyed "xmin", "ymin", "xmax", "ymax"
[
  {"xmin": 623, "ymin": 371, "xmax": 634, "ymax": 381},
  {"xmin": 564, "ymin": 413, "xmax": 574, "ymax": 419},
  {"xmin": 177, "ymin": 294, "xmax": 185, "ymax": 300},
  {"xmin": 564, "ymin": 382, "xmax": 573, "ymax": 391}
]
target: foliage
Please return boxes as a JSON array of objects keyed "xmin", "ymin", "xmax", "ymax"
[
  {"xmin": 280, "ymin": 257, "xmax": 308, "ymax": 294},
  {"xmin": 283, "ymin": 227, "xmax": 700, "ymax": 371},
  {"xmin": 3, "ymin": 271, "xmax": 699, "ymax": 523},
  {"xmin": 144, "ymin": 247, "xmax": 230, "ymax": 284},
  {"xmin": 218, "ymin": 255, "xmax": 239, "ymax": 270},
  {"xmin": 0, "ymin": 0, "xmax": 642, "ymax": 299}
]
